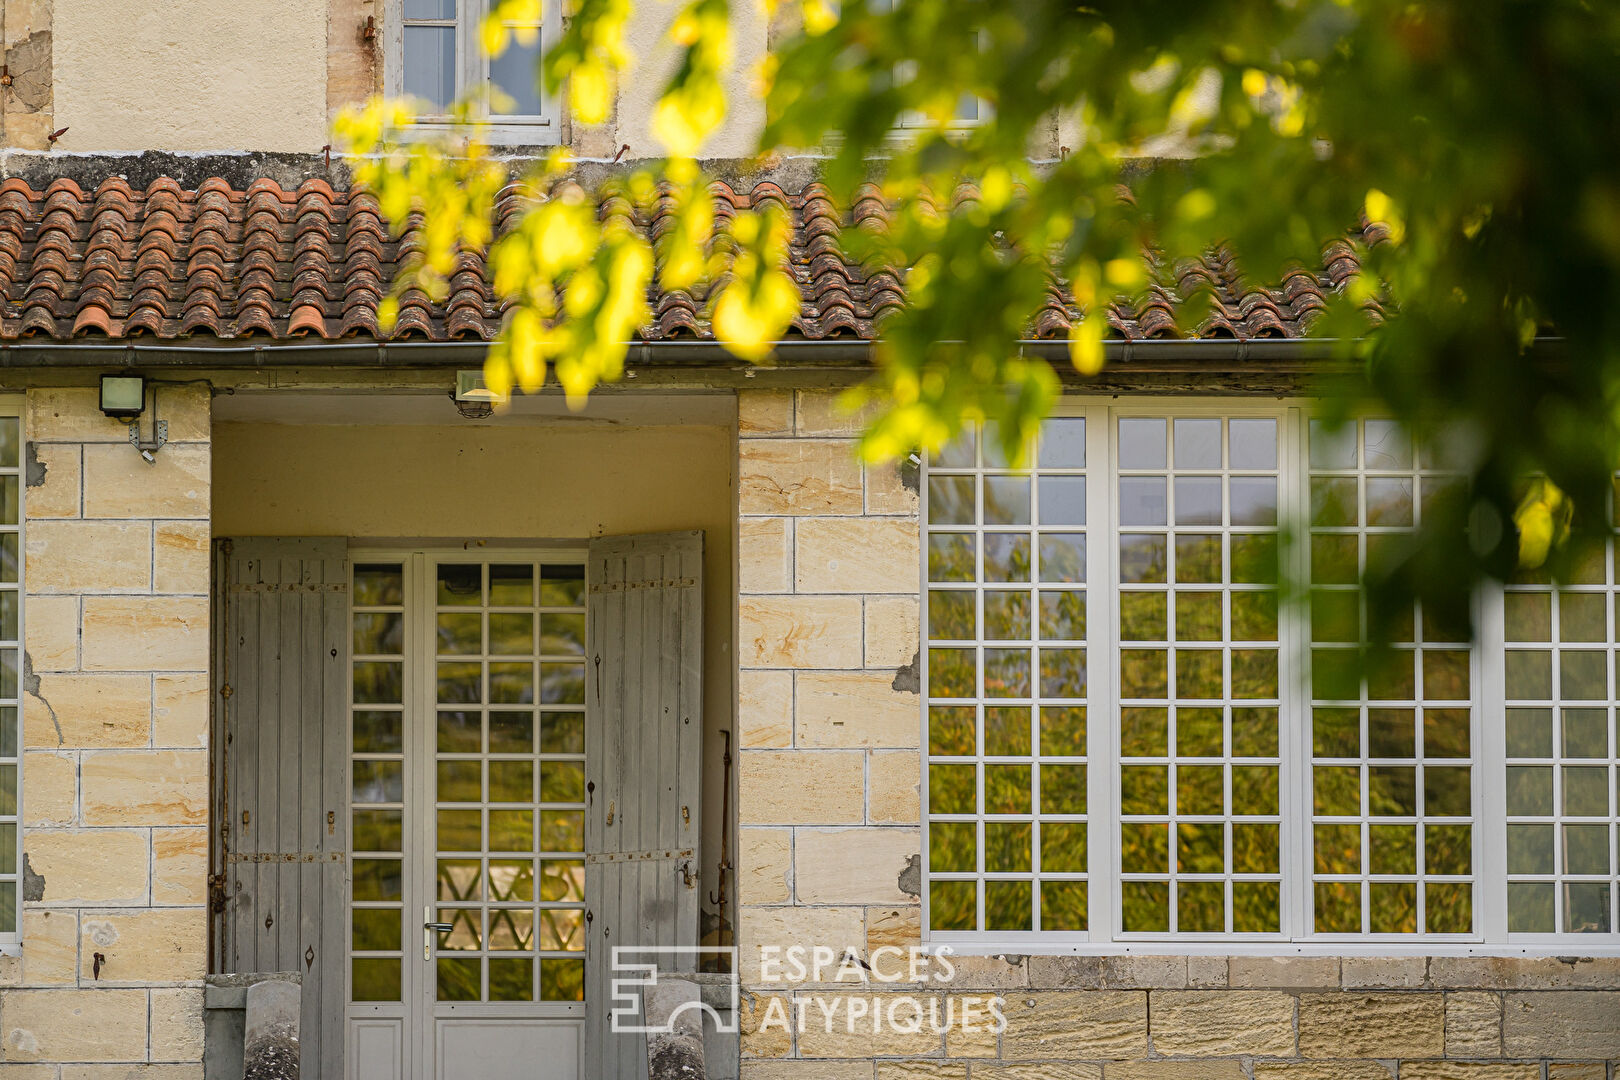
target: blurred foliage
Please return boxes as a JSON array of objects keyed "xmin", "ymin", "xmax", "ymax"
[{"xmin": 336, "ymin": 0, "xmax": 1620, "ymax": 625}]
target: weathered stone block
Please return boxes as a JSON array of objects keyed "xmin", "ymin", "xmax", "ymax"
[
  {"xmin": 152, "ymin": 674, "xmax": 207, "ymax": 749},
  {"xmin": 1186, "ymin": 956, "xmax": 1228, "ymax": 988},
  {"xmin": 739, "ymin": 670, "xmax": 794, "ymax": 749},
  {"xmin": 737, "ymin": 905, "xmax": 866, "ymax": 987},
  {"xmin": 739, "ymin": 439, "xmax": 863, "ymax": 516},
  {"xmin": 738, "ymin": 828, "xmax": 793, "ymax": 905},
  {"xmin": 60, "ymin": 1069, "xmax": 205, "ymax": 1080},
  {"xmin": 1397, "ymin": 1065, "xmax": 1540, "ymax": 1080},
  {"xmin": 1151, "ymin": 990, "xmax": 1295, "ymax": 1057},
  {"xmin": 80, "ymin": 908, "xmax": 205, "ymax": 983},
  {"xmin": 864, "ymin": 597, "xmax": 919, "ymax": 670},
  {"xmin": 972, "ymin": 1066, "xmax": 1102, "ymax": 1080},
  {"xmin": 796, "ymin": 671, "xmax": 920, "ymax": 749},
  {"xmin": 1251, "ymin": 1065, "xmax": 1393, "ymax": 1080},
  {"xmin": 80, "ymin": 749, "xmax": 208, "ymax": 826},
  {"xmin": 739, "ymin": 596, "xmax": 864, "ymax": 668},
  {"xmin": 794, "ymin": 994, "xmax": 943, "ymax": 1057},
  {"xmin": 931, "ymin": 954, "xmax": 1027, "ymax": 991},
  {"xmin": 1104, "ymin": 956, "xmax": 1187, "ymax": 989},
  {"xmin": 26, "ymin": 672, "xmax": 152, "ymax": 748},
  {"xmin": 83, "ymin": 443, "xmax": 209, "ymax": 519},
  {"xmin": 1502, "ymin": 991, "xmax": 1620, "ymax": 1058},
  {"xmin": 865, "ymin": 906, "xmax": 920, "ymax": 955},
  {"xmin": 794, "ymin": 827, "xmax": 918, "ymax": 905},
  {"xmin": 795, "ymin": 518, "xmax": 919, "ymax": 594},
  {"xmin": 739, "ymin": 750, "xmax": 865, "ymax": 825},
  {"xmin": 864, "ymin": 460, "xmax": 917, "ymax": 516},
  {"xmin": 22, "ymin": 751, "xmax": 76, "ymax": 826},
  {"xmin": 1001, "ymin": 990, "xmax": 1147, "ymax": 1059},
  {"xmin": 20, "ymin": 909, "xmax": 77, "ymax": 985},
  {"xmin": 26, "ymin": 520, "xmax": 151, "ymax": 593},
  {"xmin": 24, "ymin": 828, "xmax": 148, "ymax": 904},
  {"xmin": 1342, "ymin": 956, "xmax": 1428, "ymax": 989},
  {"xmin": 739, "ymin": 391, "xmax": 794, "ymax": 438},
  {"xmin": 149, "ymin": 987, "xmax": 206, "ymax": 1062},
  {"xmin": 1428, "ymin": 956, "xmax": 1620, "ymax": 990},
  {"xmin": 23, "ymin": 594, "xmax": 79, "ymax": 671},
  {"xmin": 1231, "ymin": 955, "xmax": 1340, "ymax": 989},
  {"xmin": 796, "ymin": 392, "xmax": 878, "ymax": 437},
  {"xmin": 1105, "ymin": 1062, "xmax": 1246, "ymax": 1080},
  {"xmin": 739, "ymin": 1061, "xmax": 874, "ymax": 1079},
  {"xmin": 81, "ymin": 596, "xmax": 208, "ymax": 672},
  {"xmin": 1445, "ymin": 990, "xmax": 1501, "ymax": 1057},
  {"xmin": 875, "ymin": 1062, "xmax": 968, "ymax": 1079},
  {"xmin": 867, "ymin": 750, "xmax": 920, "ymax": 824},
  {"xmin": 0, "ymin": 987, "xmax": 148, "ymax": 1061},
  {"xmin": 1027, "ymin": 955, "xmax": 1106, "ymax": 989},
  {"xmin": 1546, "ymin": 1064, "xmax": 1607, "ymax": 1080},
  {"xmin": 151, "ymin": 827, "xmax": 209, "ymax": 906},
  {"xmin": 943, "ymin": 991, "xmax": 1000, "ymax": 1057},
  {"xmin": 740, "ymin": 517, "xmax": 794, "ymax": 594},
  {"xmin": 738, "ymin": 991, "xmax": 792, "ymax": 1057},
  {"xmin": 25, "ymin": 443, "xmax": 82, "ymax": 519},
  {"xmin": 152, "ymin": 521, "xmax": 209, "ymax": 594},
  {"xmin": 27, "ymin": 389, "xmax": 132, "ymax": 443},
  {"xmin": 1297, "ymin": 992, "xmax": 1444, "ymax": 1058}
]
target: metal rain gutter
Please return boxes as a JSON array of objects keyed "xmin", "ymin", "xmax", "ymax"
[{"xmin": 0, "ymin": 336, "xmax": 1351, "ymax": 369}]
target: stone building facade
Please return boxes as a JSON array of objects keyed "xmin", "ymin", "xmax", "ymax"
[{"xmin": 0, "ymin": 4, "xmax": 1608, "ymax": 1079}]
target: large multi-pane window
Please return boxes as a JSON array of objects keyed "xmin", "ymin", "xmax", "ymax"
[{"xmin": 921, "ymin": 403, "xmax": 1620, "ymax": 946}]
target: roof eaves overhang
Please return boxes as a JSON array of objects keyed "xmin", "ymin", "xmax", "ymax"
[{"xmin": 0, "ymin": 336, "xmax": 1354, "ymax": 371}]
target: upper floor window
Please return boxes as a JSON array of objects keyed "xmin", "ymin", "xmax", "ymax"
[
  {"xmin": 830, "ymin": 0, "xmax": 987, "ymax": 131},
  {"xmin": 391, "ymin": 0, "xmax": 557, "ymax": 143},
  {"xmin": 922, "ymin": 403, "xmax": 1620, "ymax": 949}
]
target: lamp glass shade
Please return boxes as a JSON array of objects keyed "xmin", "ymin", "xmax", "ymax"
[
  {"xmin": 455, "ymin": 370, "xmax": 508, "ymax": 405},
  {"xmin": 99, "ymin": 375, "xmax": 145, "ymax": 418}
]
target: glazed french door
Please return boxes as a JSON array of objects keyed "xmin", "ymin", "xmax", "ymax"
[{"xmin": 347, "ymin": 550, "xmax": 587, "ymax": 1080}]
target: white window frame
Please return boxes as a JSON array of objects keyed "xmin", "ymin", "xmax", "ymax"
[
  {"xmin": 385, "ymin": 0, "xmax": 561, "ymax": 146},
  {"xmin": 919, "ymin": 397, "xmax": 1620, "ymax": 956}
]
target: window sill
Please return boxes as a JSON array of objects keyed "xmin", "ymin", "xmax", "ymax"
[{"xmin": 925, "ymin": 937, "xmax": 1620, "ymax": 959}]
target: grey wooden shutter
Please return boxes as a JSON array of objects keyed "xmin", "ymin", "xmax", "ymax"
[
  {"xmin": 214, "ymin": 538, "xmax": 349, "ymax": 1080},
  {"xmin": 584, "ymin": 531, "xmax": 704, "ymax": 1080}
]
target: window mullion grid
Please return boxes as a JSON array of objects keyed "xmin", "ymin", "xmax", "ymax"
[
  {"xmin": 1281, "ymin": 407, "xmax": 1312, "ymax": 942},
  {"xmin": 1086, "ymin": 403, "xmax": 1116, "ymax": 945}
]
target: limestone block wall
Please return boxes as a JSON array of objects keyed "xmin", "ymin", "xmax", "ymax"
[
  {"xmin": 6, "ymin": 384, "xmax": 211, "ymax": 1073},
  {"xmin": 731, "ymin": 388, "xmax": 1620, "ymax": 1080}
]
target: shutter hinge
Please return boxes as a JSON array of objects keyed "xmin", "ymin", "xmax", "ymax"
[
  {"xmin": 220, "ymin": 684, "xmax": 233, "ymax": 700},
  {"xmin": 207, "ymin": 873, "xmax": 228, "ymax": 914}
]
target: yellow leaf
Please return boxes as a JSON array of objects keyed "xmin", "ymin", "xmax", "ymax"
[
  {"xmin": 1176, "ymin": 188, "xmax": 1216, "ymax": 222},
  {"xmin": 1104, "ymin": 258, "xmax": 1146, "ymax": 290},
  {"xmin": 1068, "ymin": 315, "xmax": 1106, "ymax": 376}
]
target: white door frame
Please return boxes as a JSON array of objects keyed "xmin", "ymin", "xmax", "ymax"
[{"xmin": 347, "ymin": 545, "xmax": 588, "ymax": 1080}]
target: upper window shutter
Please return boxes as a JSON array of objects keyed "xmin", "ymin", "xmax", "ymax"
[
  {"xmin": 214, "ymin": 537, "xmax": 350, "ymax": 1080},
  {"xmin": 583, "ymin": 531, "xmax": 705, "ymax": 1080}
]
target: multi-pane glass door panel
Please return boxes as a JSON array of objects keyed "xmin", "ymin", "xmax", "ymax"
[
  {"xmin": 348, "ymin": 555, "xmax": 588, "ymax": 1010},
  {"xmin": 352, "ymin": 562, "xmax": 409, "ymax": 1002},
  {"xmin": 432, "ymin": 560, "xmax": 587, "ymax": 1004}
]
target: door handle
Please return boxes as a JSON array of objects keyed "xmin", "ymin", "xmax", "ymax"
[{"xmin": 424, "ymin": 906, "xmax": 455, "ymax": 959}]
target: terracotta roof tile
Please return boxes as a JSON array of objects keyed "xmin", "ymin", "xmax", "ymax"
[{"xmin": 0, "ymin": 175, "xmax": 1379, "ymax": 344}]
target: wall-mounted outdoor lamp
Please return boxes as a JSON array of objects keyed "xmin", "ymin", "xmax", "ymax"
[
  {"xmin": 452, "ymin": 369, "xmax": 508, "ymax": 420},
  {"xmin": 100, "ymin": 373, "xmax": 167, "ymax": 463}
]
